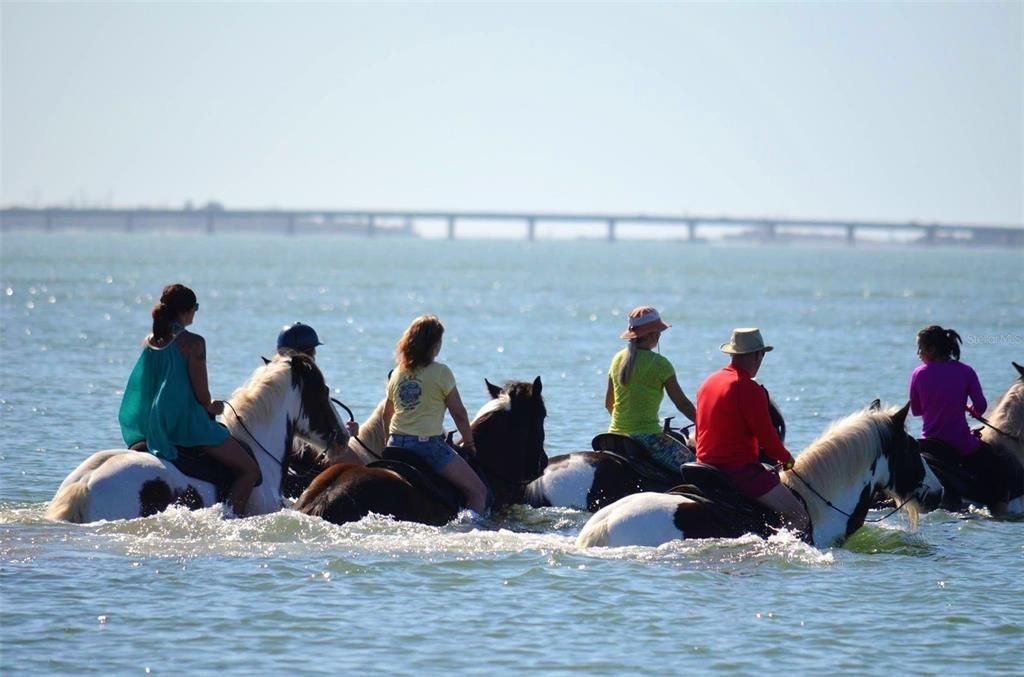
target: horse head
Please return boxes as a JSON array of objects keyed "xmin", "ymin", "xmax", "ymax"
[
  {"xmin": 874, "ymin": 401, "xmax": 944, "ymax": 516},
  {"xmin": 473, "ymin": 376, "xmax": 548, "ymax": 507},
  {"xmin": 285, "ymin": 353, "xmax": 350, "ymax": 453}
]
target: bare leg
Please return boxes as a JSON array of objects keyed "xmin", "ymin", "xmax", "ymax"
[
  {"xmin": 204, "ymin": 438, "xmax": 259, "ymax": 516},
  {"xmin": 438, "ymin": 456, "xmax": 488, "ymax": 514},
  {"xmin": 757, "ymin": 483, "xmax": 810, "ymax": 534}
]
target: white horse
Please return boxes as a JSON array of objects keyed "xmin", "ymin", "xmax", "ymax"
[
  {"xmin": 965, "ymin": 361, "xmax": 1024, "ymax": 513},
  {"xmin": 577, "ymin": 403, "xmax": 944, "ymax": 548},
  {"xmin": 47, "ymin": 353, "xmax": 350, "ymax": 523}
]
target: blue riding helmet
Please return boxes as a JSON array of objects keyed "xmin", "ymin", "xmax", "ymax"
[{"xmin": 277, "ymin": 322, "xmax": 323, "ymax": 352}]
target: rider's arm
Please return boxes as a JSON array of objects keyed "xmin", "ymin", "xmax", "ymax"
[
  {"xmin": 605, "ymin": 377, "xmax": 615, "ymax": 415},
  {"xmin": 738, "ymin": 381, "xmax": 792, "ymax": 465},
  {"xmin": 966, "ymin": 367, "xmax": 987, "ymax": 417},
  {"xmin": 184, "ymin": 334, "xmax": 220, "ymax": 415},
  {"xmin": 664, "ymin": 375, "xmax": 696, "ymax": 422},
  {"xmin": 383, "ymin": 397, "xmax": 394, "ymax": 432},
  {"xmin": 909, "ymin": 373, "xmax": 923, "ymax": 417},
  {"xmin": 445, "ymin": 386, "xmax": 476, "ymax": 451}
]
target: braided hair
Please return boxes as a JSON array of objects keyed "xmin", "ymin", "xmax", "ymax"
[
  {"xmin": 152, "ymin": 283, "xmax": 197, "ymax": 344},
  {"xmin": 917, "ymin": 325, "xmax": 962, "ymax": 361}
]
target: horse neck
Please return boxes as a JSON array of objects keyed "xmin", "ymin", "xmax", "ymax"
[
  {"xmin": 783, "ymin": 417, "xmax": 885, "ymax": 546},
  {"xmin": 225, "ymin": 386, "xmax": 303, "ymax": 488},
  {"xmin": 347, "ymin": 398, "xmax": 387, "ymax": 462},
  {"xmin": 981, "ymin": 381, "xmax": 1024, "ymax": 460}
]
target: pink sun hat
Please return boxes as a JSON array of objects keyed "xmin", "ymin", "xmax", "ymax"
[{"xmin": 620, "ymin": 306, "xmax": 671, "ymax": 340}]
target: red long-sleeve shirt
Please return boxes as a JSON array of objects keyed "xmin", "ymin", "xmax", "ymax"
[{"xmin": 695, "ymin": 364, "xmax": 793, "ymax": 466}]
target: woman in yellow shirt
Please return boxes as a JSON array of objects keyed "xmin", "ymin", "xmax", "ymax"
[
  {"xmin": 606, "ymin": 306, "xmax": 697, "ymax": 474},
  {"xmin": 384, "ymin": 315, "xmax": 488, "ymax": 514}
]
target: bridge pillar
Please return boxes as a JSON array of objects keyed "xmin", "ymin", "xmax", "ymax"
[
  {"xmin": 765, "ymin": 223, "xmax": 776, "ymax": 241},
  {"xmin": 607, "ymin": 219, "xmax": 616, "ymax": 242},
  {"xmin": 447, "ymin": 216, "xmax": 456, "ymax": 240},
  {"xmin": 527, "ymin": 217, "xmax": 536, "ymax": 242},
  {"xmin": 44, "ymin": 212, "xmax": 53, "ymax": 231},
  {"xmin": 687, "ymin": 220, "xmax": 698, "ymax": 241},
  {"xmin": 125, "ymin": 213, "xmax": 134, "ymax": 232},
  {"xmin": 924, "ymin": 225, "xmax": 937, "ymax": 245},
  {"xmin": 205, "ymin": 212, "xmax": 215, "ymax": 234},
  {"xmin": 286, "ymin": 213, "xmax": 296, "ymax": 236},
  {"xmin": 846, "ymin": 224, "xmax": 856, "ymax": 245},
  {"xmin": 367, "ymin": 214, "xmax": 376, "ymax": 237}
]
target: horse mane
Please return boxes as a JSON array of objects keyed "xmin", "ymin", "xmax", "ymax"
[
  {"xmin": 983, "ymin": 377, "xmax": 1024, "ymax": 446},
  {"xmin": 783, "ymin": 406, "xmax": 892, "ymax": 499},
  {"xmin": 225, "ymin": 354, "xmax": 294, "ymax": 427},
  {"xmin": 473, "ymin": 392, "xmax": 511, "ymax": 426}
]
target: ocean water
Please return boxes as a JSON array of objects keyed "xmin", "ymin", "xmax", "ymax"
[{"xmin": 1, "ymin": 232, "xmax": 1022, "ymax": 674}]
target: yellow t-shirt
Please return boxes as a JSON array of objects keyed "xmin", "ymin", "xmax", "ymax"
[{"xmin": 387, "ymin": 362, "xmax": 457, "ymax": 437}]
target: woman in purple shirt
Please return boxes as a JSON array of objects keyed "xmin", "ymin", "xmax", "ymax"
[{"xmin": 910, "ymin": 325, "xmax": 1019, "ymax": 513}]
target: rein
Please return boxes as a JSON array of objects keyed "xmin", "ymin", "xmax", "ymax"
[
  {"xmin": 332, "ymin": 397, "xmax": 382, "ymax": 461},
  {"xmin": 223, "ymin": 401, "xmax": 285, "ymax": 468},
  {"xmin": 782, "ymin": 462, "xmax": 912, "ymax": 524},
  {"xmin": 969, "ymin": 411, "xmax": 1023, "ymax": 444}
]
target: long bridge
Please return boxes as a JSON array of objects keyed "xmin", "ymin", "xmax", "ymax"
[{"xmin": 1, "ymin": 206, "xmax": 1021, "ymax": 246}]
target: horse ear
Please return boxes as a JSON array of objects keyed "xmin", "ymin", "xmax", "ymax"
[
  {"xmin": 893, "ymin": 401, "xmax": 911, "ymax": 428},
  {"xmin": 1014, "ymin": 361, "xmax": 1024, "ymax": 379},
  {"xmin": 261, "ymin": 356, "xmax": 271, "ymax": 365},
  {"xmin": 485, "ymin": 379, "xmax": 502, "ymax": 399},
  {"xmin": 868, "ymin": 398, "xmax": 881, "ymax": 411},
  {"xmin": 532, "ymin": 376, "xmax": 542, "ymax": 396}
]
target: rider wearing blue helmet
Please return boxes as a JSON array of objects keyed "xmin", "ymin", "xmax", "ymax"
[{"xmin": 277, "ymin": 322, "xmax": 323, "ymax": 358}]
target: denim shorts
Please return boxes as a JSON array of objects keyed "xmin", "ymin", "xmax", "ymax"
[{"xmin": 387, "ymin": 434, "xmax": 459, "ymax": 472}]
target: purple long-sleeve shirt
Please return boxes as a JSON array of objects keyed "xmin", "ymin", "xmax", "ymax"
[{"xmin": 909, "ymin": 359, "xmax": 986, "ymax": 455}]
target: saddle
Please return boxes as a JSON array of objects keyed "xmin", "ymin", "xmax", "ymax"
[
  {"xmin": 367, "ymin": 447, "xmax": 463, "ymax": 515},
  {"xmin": 590, "ymin": 433, "xmax": 684, "ymax": 488},
  {"xmin": 917, "ymin": 437, "xmax": 982, "ymax": 510},
  {"xmin": 666, "ymin": 462, "xmax": 784, "ymax": 539},
  {"xmin": 131, "ymin": 438, "xmax": 263, "ymax": 503}
]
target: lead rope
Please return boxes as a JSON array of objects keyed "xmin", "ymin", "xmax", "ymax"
[
  {"xmin": 781, "ymin": 463, "xmax": 912, "ymax": 524},
  {"xmin": 331, "ymin": 397, "xmax": 382, "ymax": 461}
]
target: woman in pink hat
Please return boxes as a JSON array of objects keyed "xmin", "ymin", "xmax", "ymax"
[{"xmin": 605, "ymin": 306, "xmax": 696, "ymax": 474}]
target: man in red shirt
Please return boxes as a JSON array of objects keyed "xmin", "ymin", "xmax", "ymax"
[{"xmin": 696, "ymin": 328, "xmax": 809, "ymax": 533}]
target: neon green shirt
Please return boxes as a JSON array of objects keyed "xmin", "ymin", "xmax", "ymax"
[
  {"xmin": 608, "ymin": 348, "xmax": 676, "ymax": 435},
  {"xmin": 387, "ymin": 362, "xmax": 457, "ymax": 437}
]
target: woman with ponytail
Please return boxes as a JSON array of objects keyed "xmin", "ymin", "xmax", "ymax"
[
  {"xmin": 605, "ymin": 306, "xmax": 696, "ymax": 475},
  {"xmin": 118, "ymin": 283, "xmax": 258, "ymax": 515},
  {"xmin": 910, "ymin": 325, "xmax": 1018, "ymax": 513}
]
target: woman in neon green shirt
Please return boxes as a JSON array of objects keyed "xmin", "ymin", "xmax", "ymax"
[
  {"xmin": 605, "ymin": 306, "xmax": 697, "ymax": 474},
  {"xmin": 384, "ymin": 315, "xmax": 488, "ymax": 514}
]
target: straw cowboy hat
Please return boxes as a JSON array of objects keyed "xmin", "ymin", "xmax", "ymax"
[
  {"xmin": 621, "ymin": 306, "xmax": 671, "ymax": 340},
  {"xmin": 720, "ymin": 327, "xmax": 773, "ymax": 355}
]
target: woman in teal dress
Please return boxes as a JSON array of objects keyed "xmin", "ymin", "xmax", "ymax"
[{"xmin": 119, "ymin": 283, "xmax": 259, "ymax": 515}]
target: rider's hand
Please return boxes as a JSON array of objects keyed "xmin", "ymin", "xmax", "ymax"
[
  {"xmin": 207, "ymin": 400, "xmax": 225, "ymax": 416},
  {"xmin": 782, "ymin": 458, "xmax": 795, "ymax": 471},
  {"xmin": 345, "ymin": 420, "xmax": 359, "ymax": 437}
]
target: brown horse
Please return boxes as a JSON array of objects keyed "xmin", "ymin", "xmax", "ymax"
[{"xmin": 295, "ymin": 377, "xmax": 547, "ymax": 525}]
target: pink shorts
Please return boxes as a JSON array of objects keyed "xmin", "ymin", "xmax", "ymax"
[{"xmin": 715, "ymin": 462, "xmax": 780, "ymax": 499}]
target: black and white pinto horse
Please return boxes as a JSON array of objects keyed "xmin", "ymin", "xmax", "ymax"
[
  {"xmin": 921, "ymin": 362, "xmax": 1024, "ymax": 514},
  {"xmin": 577, "ymin": 402, "xmax": 944, "ymax": 548},
  {"xmin": 295, "ymin": 378, "xmax": 547, "ymax": 526},
  {"xmin": 526, "ymin": 398, "xmax": 785, "ymax": 512},
  {"xmin": 47, "ymin": 353, "xmax": 350, "ymax": 523}
]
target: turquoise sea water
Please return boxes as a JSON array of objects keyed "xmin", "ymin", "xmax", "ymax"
[{"xmin": 1, "ymin": 232, "xmax": 1022, "ymax": 674}]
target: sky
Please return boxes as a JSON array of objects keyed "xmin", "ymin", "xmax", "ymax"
[{"xmin": 2, "ymin": 1, "xmax": 1021, "ymax": 226}]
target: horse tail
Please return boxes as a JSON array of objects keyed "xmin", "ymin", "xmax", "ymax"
[
  {"xmin": 576, "ymin": 511, "xmax": 612, "ymax": 547},
  {"xmin": 46, "ymin": 481, "xmax": 90, "ymax": 523},
  {"xmin": 523, "ymin": 479, "xmax": 549, "ymax": 508}
]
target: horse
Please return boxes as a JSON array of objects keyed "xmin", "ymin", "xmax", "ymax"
[
  {"xmin": 294, "ymin": 377, "xmax": 547, "ymax": 526},
  {"xmin": 47, "ymin": 353, "xmax": 350, "ymax": 523},
  {"xmin": 576, "ymin": 401, "xmax": 944, "ymax": 548},
  {"xmin": 526, "ymin": 397, "xmax": 786, "ymax": 512},
  {"xmin": 919, "ymin": 361, "xmax": 1024, "ymax": 514}
]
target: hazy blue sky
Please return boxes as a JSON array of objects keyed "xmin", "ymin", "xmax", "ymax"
[{"xmin": 2, "ymin": 1, "xmax": 1021, "ymax": 224}]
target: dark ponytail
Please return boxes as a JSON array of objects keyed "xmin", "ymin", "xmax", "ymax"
[
  {"xmin": 917, "ymin": 325, "xmax": 962, "ymax": 361},
  {"xmin": 152, "ymin": 283, "xmax": 197, "ymax": 343}
]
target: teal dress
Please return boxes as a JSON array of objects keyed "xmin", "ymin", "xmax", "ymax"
[{"xmin": 118, "ymin": 332, "xmax": 229, "ymax": 460}]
